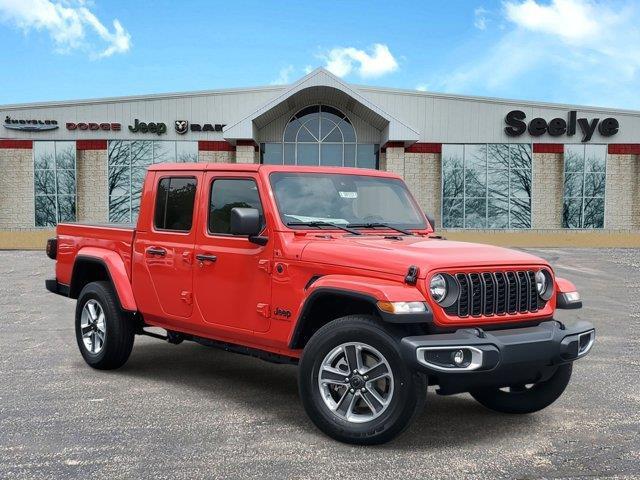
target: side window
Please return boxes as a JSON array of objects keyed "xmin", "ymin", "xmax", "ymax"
[
  {"xmin": 209, "ymin": 178, "xmax": 264, "ymax": 234},
  {"xmin": 154, "ymin": 177, "xmax": 197, "ymax": 231}
]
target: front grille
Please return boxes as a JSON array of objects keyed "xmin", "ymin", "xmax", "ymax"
[{"xmin": 444, "ymin": 270, "xmax": 544, "ymax": 317}]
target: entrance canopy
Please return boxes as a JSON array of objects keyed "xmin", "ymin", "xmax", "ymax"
[{"xmin": 223, "ymin": 68, "xmax": 419, "ymax": 146}]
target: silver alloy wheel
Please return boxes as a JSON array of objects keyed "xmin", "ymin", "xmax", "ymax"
[
  {"xmin": 80, "ymin": 299, "xmax": 106, "ymax": 354},
  {"xmin": 318, "ymin": 342, "xmax": 394, "ymax": 423}
]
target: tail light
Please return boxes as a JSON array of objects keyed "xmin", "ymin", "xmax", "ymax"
[{"xmin": 46, "ymin": 238, "xmax": 57, "ymax": 259}]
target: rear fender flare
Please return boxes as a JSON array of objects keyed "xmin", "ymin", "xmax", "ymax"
[{"xmin": 71, "ymin": 247, "xmax": 137, "ymax": 312}]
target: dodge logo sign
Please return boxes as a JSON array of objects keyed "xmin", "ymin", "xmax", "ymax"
[
  {"xmin": 67, "ymin": 122, "xmax": 121, "ymax": 131},
  {"xmin": 175, "ymin": 120, "xmax": 188, "ymax": 135}
]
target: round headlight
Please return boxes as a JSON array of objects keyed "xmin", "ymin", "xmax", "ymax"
[
  {"xmin": 535, "ymin": 269, "xmax": 553, "ymax": 300},
  {"xmin": 430, "ymin": 274, "xmax": 447, "ymax": 303},
  {"xmin": 535, "ymin": 270, "xmax": 547, "ymax": 296}
]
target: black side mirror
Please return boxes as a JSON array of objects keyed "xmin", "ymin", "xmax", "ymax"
[{"xmin": 230, "ymin": 207, "xmax": 267, "ymax": 245}]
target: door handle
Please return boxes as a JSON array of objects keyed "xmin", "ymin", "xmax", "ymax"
[
  {"xmin": 195, "ymin": 253, "xmax": 217, "ymax": 263},
  {"xmin": 146, "ymin": 247, "xmax": 167, "ymax": 256}
]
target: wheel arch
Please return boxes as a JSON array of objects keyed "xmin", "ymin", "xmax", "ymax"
[
  {"xmin": 70, "ymin": 249, "xmax": 137, "ymax": 312},
  {"xmin": 288, "ymin": 288, "xmax": 380, "ymax": 350},
  {"xmin": 288, "ymin": 275, "xmax": 432, "ymax": 350}
]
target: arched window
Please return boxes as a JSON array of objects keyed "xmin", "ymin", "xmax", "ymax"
[{"xmin": 282, "ymin": 105, "xmax": 357, "ymax": 166}]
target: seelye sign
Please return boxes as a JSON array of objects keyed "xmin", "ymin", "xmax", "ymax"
[{"xmin": 505, "ymin": 110, "xmax": 619, "ymax": 142}]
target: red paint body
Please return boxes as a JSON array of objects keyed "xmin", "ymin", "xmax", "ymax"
[{"xmin": 55, "ymin": 164, "xmax": 572, "ymax": 358}]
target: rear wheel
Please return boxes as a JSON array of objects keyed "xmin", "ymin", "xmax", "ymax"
[
  {"xmin": 470, "ymin": 364, "xmax": 573, "ymax": 414},
  {"xmin": 75, "ymin": 281, "xmax": 135, "ymax": 370},
  {"xmin": 298, "ymin": 315, "xmax": 426, "ymax": 445}
]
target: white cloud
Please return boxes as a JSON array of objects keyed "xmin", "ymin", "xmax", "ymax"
[
  {"xmin": 0, "ymin": 0, "xmax": 131, "ymax": 58},
  {"xmin": 322, "ymin": 43, "xmax": 398, "ymax": 78},
  {"xmin": 474, "ymin": 7, "xmax": 489, "ymax": 30},
  {"xmin": 504, "ymin": 0, "xmax": 605, "ymax": 42},
  {"xmin": 416, "ymin": 84, "xmax": 429, "ymax": 92},
  {"xmin": 271, "ymin": 65, "xmax": 294, "ymax": 85},
  {"xmin": 428, "ymin": 0, "xmax": 640, "ymax": 108}
]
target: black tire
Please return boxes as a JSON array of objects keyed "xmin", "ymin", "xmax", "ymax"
[
  {"xmin": 470, "ymin": 363, "xmax": 573, "ymax": 414},
  {"xmin": 298, "ymin": 315, "xmax": 427, "ymax": 445},
  {"xmin": 75, "ymin": 281, "xmax": 135, "ymax": 370}
]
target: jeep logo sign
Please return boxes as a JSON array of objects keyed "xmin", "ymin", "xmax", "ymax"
[{"xmin": 504, "ymin": 110, "xmax": 619, "ymax": 142}]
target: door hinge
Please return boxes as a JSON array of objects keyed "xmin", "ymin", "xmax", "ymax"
[
  {"xmin": 180, "ymin": 291, "xmax": 193, "ymax": 305},
  {"xmin": 258, "ymin": 259, "xmax": 272, "ymax": 274},
  {"xmin": 256, "ymin": 303, "xmax": 271, "ymax": 318}
]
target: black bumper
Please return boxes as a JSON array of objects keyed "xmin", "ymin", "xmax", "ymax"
[
  {"xmin": 45, "ymin": 279, "xmax": 70, "ymax": 297},
  {"xmin": 401, "ymin": 320, "xmax": 595, "ymax": 394}
]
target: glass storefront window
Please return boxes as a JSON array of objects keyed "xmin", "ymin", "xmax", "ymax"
[
  {"xmin": 442, "ymin": 144, "xmax": 532, "ymax": 229},
  {"xmin": 108, "ymin": 141, "xmax": 198, "ymax": 223},
  {"xmin": 34, "ymin": 141, "xmax": 76, "ymax": 226},
  {"xmin": 563, "ymin": 144, "xmax": 606, "ymax": 228},
  {"xmin": 260, "ymin": 104, "xmax": 379, "ymax": 169}
]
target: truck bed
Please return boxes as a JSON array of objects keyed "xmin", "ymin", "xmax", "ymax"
[{"xmin": 55, "ymin": 222, "xmax": 136, "ymax": 287}]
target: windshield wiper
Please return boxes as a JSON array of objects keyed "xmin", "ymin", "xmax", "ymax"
[
  {"xmin": 347, "ymin": 222, "xmax": 414, "ymax": 236},
  {"xmin": 286, "ymin": 221, "xmax": 362, "ymax": 235}
]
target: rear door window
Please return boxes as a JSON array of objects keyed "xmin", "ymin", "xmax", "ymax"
[{"xmin": 154, "ymin": 177, "xmax": 197, "ymax": 231}]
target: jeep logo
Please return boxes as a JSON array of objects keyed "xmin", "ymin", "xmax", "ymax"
[
  {"xmin": 504, "ymin": 110, "xmax": 619, "ymax": 142},
  {"xmin": 274, "ymin": 307, "xmax": 291, "ymax": 319},
  {"xmin": 128, "ymin": 119, "xmax": 167, "ymax": 135}
]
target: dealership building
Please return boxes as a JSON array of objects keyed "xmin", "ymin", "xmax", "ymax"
[{"xmin": 1, "ymin": 68, "xmax": 638, "ymax": 248}]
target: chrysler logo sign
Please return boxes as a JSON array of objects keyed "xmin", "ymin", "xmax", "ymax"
[
  {"xmin": 505, "ymin": 110, "xmax": 619, "ymax": 142},
  {"xmin": 4, "ymin": 115, "xmax": 59, "ymax": 132}
]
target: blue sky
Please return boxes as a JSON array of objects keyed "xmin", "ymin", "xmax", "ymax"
[{"xmin": 0, "ymin": 0, "xmax": 639, "ymax": 109}]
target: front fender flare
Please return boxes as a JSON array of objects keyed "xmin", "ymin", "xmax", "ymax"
[
  {"xmin": 554, "ymin": 276, "xmax": 582, "ymax": 310},
  {"xmin": 288, "ymin": 275, "xmax": 431, "ymax": 349},
  {"xmin": 71, "ymin": 247, "xmax": 137, "ymax": 312}
]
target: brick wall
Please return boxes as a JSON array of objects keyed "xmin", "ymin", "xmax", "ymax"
[
  {"xmin": 605, "ymin": 154, "xmax": 639, "ymax": 229},
  {"xmin": 0, "ymin": 148, "xmax": 34, "ymax": 228},
  {"xmin": 532, "ymin": 152, "xmax": 564, "ymax": 229},
  {"xmin": 236, "ymin": 145, "xmax": 258, "ymax": 164},
  {"xmin": 384, "ymin": 146, "xmax": 405, "ymax": 176},
  {"xmin": 76, "ymin": 149, "xmax": 108, "ymax": 223},
  {"xmin": 198, "ymin": 150, "xmax": 236, "ymax": 163},
  {"xmin": 635, "ymin": 158, "xmax": 640, "ymax": 229},
  {"xmin": 404, "ymin": 152, "xmax": 441, "ymax": 226}
]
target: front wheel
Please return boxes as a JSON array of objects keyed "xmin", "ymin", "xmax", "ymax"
[
  {"xmin": 470, "ymin": 363, "xmax": 573, "ymax": 414},
  {"xmin": 75, "ymin": 281, "xmax": 135, "ymax": 370},
  {"xmin": 298, "ymin": 315, "xmax": 427, "ymax": 445}
]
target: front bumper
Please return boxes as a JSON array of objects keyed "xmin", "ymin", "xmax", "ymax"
[{"xmin": 401, "ymin": 320, "xmax": 595, "ymax": 394}]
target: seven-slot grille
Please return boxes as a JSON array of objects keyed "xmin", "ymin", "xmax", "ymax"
[{"xmin": 444, "ymin": 270, "xmax": 545, "ymax": 317}]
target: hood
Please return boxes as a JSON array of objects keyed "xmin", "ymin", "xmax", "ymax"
[{"xmin": 300, "ymin": 235, "xmax": 548, "ymax": 278}]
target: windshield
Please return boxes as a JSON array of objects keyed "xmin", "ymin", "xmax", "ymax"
[{"xmin": 270, "ymin": 172, "xmax": 427, "ymax": 230}]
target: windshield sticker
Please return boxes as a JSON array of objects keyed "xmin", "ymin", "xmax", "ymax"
[
  {"xmin": 285, "ymin": 214, "xmax": 349, "ymax": 225},
  {"xmin": 338, "ymin": 191, "xmax": 358, "ymax": 199}
]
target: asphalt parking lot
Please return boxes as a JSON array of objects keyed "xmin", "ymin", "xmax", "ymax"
[{"xmin": 1, "ymin": 248, "xmax": 638, "ymax": 479}]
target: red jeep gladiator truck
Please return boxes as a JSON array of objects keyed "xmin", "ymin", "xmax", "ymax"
[{"xmin": 45, "ymin": 163, "xmax": 594, "ymax": 444}]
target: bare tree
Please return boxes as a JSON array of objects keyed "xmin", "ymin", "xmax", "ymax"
[{"xmin": 34, "ymin": 146, "xmax": 76, "ymax": 226}]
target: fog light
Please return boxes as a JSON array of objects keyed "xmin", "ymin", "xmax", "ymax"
[
  {"xmin": 417, "ymin": 346, "xmax": 484, "ymax": 371},
  {"xmin": 452, "ymin": 349, "xmax": 465, "ymax": 366}
]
